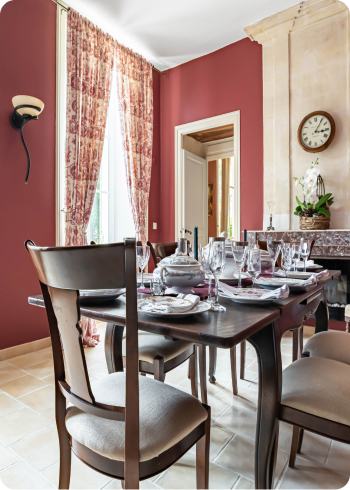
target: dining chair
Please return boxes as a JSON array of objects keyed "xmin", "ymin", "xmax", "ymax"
[
  {"xmin": 25, "ymin": 238, "xmax": 210, "ymax": 489},
  {"xmin": 153, "ymin": 241, "xmax": 190, "ymax": 260},
  {"xmin": 208, "ymin": 240, "xmax": 248, "ymax": 395},
  {"xmin": 288, "ymin": 323, "xmax": 350, "ymax": 460},
  {"xmin": 279, "ymin": 356, "xmax": 350, "ymax": 473}
]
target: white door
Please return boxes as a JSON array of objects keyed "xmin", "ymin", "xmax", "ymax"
[{"xmin": 180, "ymin": 150, "xmax": 208, "ymax": 248}]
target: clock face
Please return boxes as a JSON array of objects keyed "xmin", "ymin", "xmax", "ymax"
[{"xmin": 298, "ymin": 111, "xmax": 335, "ymax": 153}]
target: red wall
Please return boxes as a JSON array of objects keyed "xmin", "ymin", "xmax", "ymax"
[
  {"xmin": 0, "ymin": 0, "xmax": 56, "ymax": 350},
  {"xmin": 159, "ymin": 38, "xmax": 263, "ymax": 242}
]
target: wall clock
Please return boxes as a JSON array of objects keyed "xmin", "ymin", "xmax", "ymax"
[{"xmin": 297, "ymin": 111, "xmax": 335, "ymax": 153}]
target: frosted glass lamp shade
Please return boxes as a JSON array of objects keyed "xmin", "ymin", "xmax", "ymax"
[{"xmin": 12, "ymin": 95, "xmax": 44, "ymax": 116}]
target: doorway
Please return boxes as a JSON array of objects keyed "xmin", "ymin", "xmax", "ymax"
[{"xmin": 175, "ymin": 111, "xmax": 240, "ymax": 245}]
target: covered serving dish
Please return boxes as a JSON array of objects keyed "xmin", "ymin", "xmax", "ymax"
[{"xmin": 153, "ymin": 254, "xmax": 205, "ymax": 294}]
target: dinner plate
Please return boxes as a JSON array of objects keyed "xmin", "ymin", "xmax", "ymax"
[
  {"xmin": 281, "ymin": 271, "xmax": 314, "ymax": 279},
  {"xmin": 219, "ymin": 289, "xmax": 279, "ymax": 305},
  {"xmin": 79, "ymin": 288, "xmax": 125, "ymax": 305},
  {"xmin": 138, "ymin": 299, "xmax": 211, "ymax": 317},
  {"xmin": 296, "ymin": 264, "xmax": 323, "ymax": 271},
  {"xmin": 255, "ymin": 277, "xmax": 314, "ymax": 293}
]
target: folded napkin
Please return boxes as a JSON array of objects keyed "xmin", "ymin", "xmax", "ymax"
[
  {"xmin": 141, "ymin": 294, "xmax": 200, "ymax": 313},
  {"xmin": 275, "ymin": 269, "xmax": 329, "ymax": 285},
  {"xmin": 316, "ymin": 269, "xmax": 329, "ymax": 280},
  {"xmin": 295, "ymin": 259, "xmax": 314, "ymax": 268},
  {"xmin": 219, "ymin": 281, "xmax": 289, "ymax": 300}
]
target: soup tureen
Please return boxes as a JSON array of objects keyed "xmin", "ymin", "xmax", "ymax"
[{"xmin": 153, "ymin": 254, "xmax": 205, "ymax": 294}]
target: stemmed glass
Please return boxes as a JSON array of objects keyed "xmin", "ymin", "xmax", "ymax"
[
  {"xmin": 282, "ymin": 248, "xmax": 293, "ymax": 277},
  {"xmin": 208, "ymin": 240, "xmax": 226, "ymax": 312},
  {"xmin": 232, "ymin": 245, "xmax": 247, "ymax": 288},
  {"xmin": 136, "ymin": 245, "xmax": 150, "ymax": 290},
  {"xmin": 267, "ymin": 240, "xmax": 281, "ymax": 277},
  {"xmin": 200, "ymin": 247, "xmax": 213, "ymax": 304},
  {"xmin": 300, "ymin": 240, "xmax": 311, "ymax": 272},
  {"xmin": 248, "ymin": 249, "xmax": 261, "ymax": 287},
  {"xmin": 291, "ymin": 244, "xmax": 301, "ymax": 271}
]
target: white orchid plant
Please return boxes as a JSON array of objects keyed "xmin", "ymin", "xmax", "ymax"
[{"xmin": 293, "ymin": 158, "xmax": 333, "ymax": 218}]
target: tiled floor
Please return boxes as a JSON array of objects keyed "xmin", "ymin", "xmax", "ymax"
[{"xmin": 0, "ymin": 324, "xmax": 349, "ymax": 489}]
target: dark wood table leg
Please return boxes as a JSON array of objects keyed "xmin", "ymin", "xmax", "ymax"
[
  {"xmin": 208, "ymin": 346, "xmax": 217, "ymax": 383},
  {"xmin": 105, "ymin": 322, "xmax": 124, "ymax": 374},
  {"xmin": 249, "ymin": 322, "xmax": 281, "ymax": 489},
  {"xmin": 315, "ymin": 291, "xmax": 329, "ymax": 334},
  {"xmin": 198, "ymin": 344, "xmax": 208, "ymax": 405}
]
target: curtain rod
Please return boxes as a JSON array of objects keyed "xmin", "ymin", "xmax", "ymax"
[{"xmin": 52, "ymin": 0, "xmax": 70, "ymax": 12}]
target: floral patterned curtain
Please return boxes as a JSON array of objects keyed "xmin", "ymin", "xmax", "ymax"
[
  {"xmin": 65, "ymin": 9, "xmax": 114, "ymax": 346},
  {"xmin": 115, "ymin": 43, "xmax": 153, "ymax": 245}
]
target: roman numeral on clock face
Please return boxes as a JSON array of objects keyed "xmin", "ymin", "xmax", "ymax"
[
  {"xmin": 314, "ymin": 117, "xmax": 317, "ymax": 122},
  {"xmin": 324, "ymin": 134, "xmax": 328, "ymax": 138},
  {"xmin": 309, "ymin": 141, "xmax": 312, "ymax": 146}
]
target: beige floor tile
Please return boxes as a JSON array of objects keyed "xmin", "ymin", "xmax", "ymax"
[
  {"xmin": 241, "ymin": 370, "xmax": 258, "ymax": 383},
  {"xmin": 0, "ymin": 364, "xmax": 26, "ymax": 385},
  {"xmin": 24, "ymin": 359, "xmax": 54, "ymax": 379},
  {"xmin": 41, "ymin": 374, "xmax": 55, "ymax": 386},
  {"xmin": 105, "ymin": 480, "xmax": 159, "ymax": 489},
  {"xmin": 215, "ymin": 385, "xmax": 258, "ymax": 412},
  {"xmin": 0, "ymin": 408, "xmax": 50, "ymax": 446},
  {"xmin": 10, "ymin": 425, "xmax": 59, "ymax": 472},
  {"xmin": 298, "ymin": 431, "xmax": 332, "ymax": 466},
  {"xmin": 326, "ymin": 440, "xmax": 350, "ymax": 477},
  {"xmin": 279, "ymin": 455, "xmax": 348, "ymax": 489},
  {"xmin": 163, "ymin": 368, "xmax": 189, "ymax": 386},
  {"xmin": 0, "ymin": 393, "xmax": 24, "ymax": 417},
  {"xmin": 0, "ymin": 374, "xmax": 48, "ymax": 398},
  {"xmin": 0, "ymin": 360, "xmax": 10, "ymax": 368},
  {"xmin": 41, "ymin": 407, "xmax": 56, "ymax": 423},
  {"xmin": 233, "ymin": 476, "xmax": 254, "ymax": 489},
  {"xmin": 206, "ymin": 395, "xmax": 230, "ymax": 421},
  {"xmin": 215, "ymin": 433, "xmax": 288, "ymax": 485},
  {"xmin": 0, "ymin": 460, "xmax": 54, "ymax": 489},
  {"xmin": 156, "ymin": 451, "xmax": 239, "ymax": 489},
  {"xmin": 215, "ymin": 405, "xmax": 257, "ymax": 440},
  {"xmin": 85, "ymin": 354, "xmax": 101, "ymax": 370},
  {"xmin": 7, "ymin": 352, "xmax": 47, "ymax": 370},
  {"xmin": 42, "ymin": 452, "xmax": 112, "ymax": 489},
  {"xmin": 189, "ymin": 424, "xmax": 233, "ymax": 460},
  {"xmin": 0, "ymin": 443, "xmax": 18, "ymax": 471},
  {"xmin": 18, "ymin": 385, "xmax": 55, "ymax": 413}
]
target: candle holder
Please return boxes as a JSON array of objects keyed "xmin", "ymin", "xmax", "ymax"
[{"xmin": 266, "ymin": 201, "xmax": 275, "ymax": 231}]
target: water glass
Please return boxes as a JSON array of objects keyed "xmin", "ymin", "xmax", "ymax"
[
  {"xmin": 208, "ymin": 241, "xmax": 226, "ymax": 312},
  {"xmin": 150, "ymin": 278, "xmax": 166, "ymax": 296},
  {"xmin": 136, "ymin": 245, "xmax": 150, "ymax": 290},
  {"xmin": 200, "ymin": 247, "xmax": 213, "ymax": 304},
  {"xmin": 232, "ymin": 245, "xmax": 247, "ymax": 288},
  {"xmin": 300, "ymin": 240, "xmax": 311, "ymax": 272},
  {"xmin": 248, "ymin": 249, "xmax": 261, "ymax": 287},
  {"xmin": 282, "ymin": 248, "xmax": 293, "ymax": 277},
  {"xmin": 291, "ymin": 244, "xmax": 301, "ymax": 271},
  {"xmin": 267, "ymin": 240, "xmax": 281, "ymax": 277}
]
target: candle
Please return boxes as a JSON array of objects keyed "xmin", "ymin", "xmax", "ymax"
[
  {"xmin": 243, "ymin": 229, "xmax": 247, "ymax": 241},
  {"xmin": 194, "ymin": 226, "xmax": 198, "ymax": 260}
]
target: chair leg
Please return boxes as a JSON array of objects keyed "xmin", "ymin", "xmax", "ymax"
[
  {"xmin": 190, "ymin": 347, "xmax": 198, "ymax": 398},
  {"xmin": 208, "ymin": 346, "xmax": 217, "ymax": 383},
  {"xmin": 230, "ymin": 346, "xmax": 238, "ymax": 395},
  {"xmin": 240, "ymin": 341, "xmax": 246, "ymax": 380},
  {"xmin": 154, "ymin": 356, "xmax": 165, "ymax": 382},
  {"xmin": 289, "ymin": 425, "xmax": 301, "ymax": 468},
  {"xmin": 299, "ymin": 326, "xmax": 304, "ymax": 357},
  {"xmin": 198, "ymin": 345, "xmax": 208, "ymax": 405},
  {"xmin": 297, "ymin": 428, "xmax": 304, "ymax": 454},
  {"xmin": 292, "ymin": 329, "xmax": 299, "ymax": 361},
  {"xmin": 57, "ymin": 391, "xmax": 71, "ymax": 489},
  {"xmin": 196, "ymin": 407, "xmax": 211, "ymax": 489}
]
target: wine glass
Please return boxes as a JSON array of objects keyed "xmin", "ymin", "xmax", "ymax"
[
  {"xmin": 200, "ymin": 247, "xmax": 213, "ymax": 304},
  {"xmin": 282, "ymin": 248, "xmax": 293, "ymax": 277},
  {"xmin": 248, "ymin": 249, "xmax": 261, "ymax": 287},
  {"xmin": 300, "ymin": 240, "xmax": 311, "ymax": 272},
  {"xmin": 208, "ymin": 241, "xmax": 226, "ymax": 312},
  {"xmin": 232, "ymin": 245, "xmax": 247, "ymax": 288},
  {"xmin": 136, "ymin": 245, "xmax": 150, "ymax": 290},
  {"xmin": 267, "ymin": 240, "xmax": 281, "ymax": 277},
  {"xmin": 291, "ymin": 244, "xmax": 301, "ymax": 271}
]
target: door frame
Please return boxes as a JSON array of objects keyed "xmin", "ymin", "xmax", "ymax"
[{"xmin": 175, "ymin": 111, "xmax": 241, "ymax": 241}]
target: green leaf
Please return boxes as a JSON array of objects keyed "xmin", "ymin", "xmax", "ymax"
[
  {"xmin": 315, "ymin": 193, "xmax": 332, "ymax": 210},
  {"xmin": 307, "ymin": 204, "xmax": 313, "ymax": 210},
  {"xmin": 327, "ymin": 198, "xmax": 334, "ymax": 207},
  {"xmin": 294, "ymin": 205, "xmax": 302, "ymax": 212},
  {"xmin": 294, "ymin": 211, "xmax": 300, "ymax": 216},
  {"xmin": 317, "ymin": 207, "xmax": 331, "ymax": 218},
  {"xmin": 296, "ymin": 196, "xmax": 305, "ymax": 209}
]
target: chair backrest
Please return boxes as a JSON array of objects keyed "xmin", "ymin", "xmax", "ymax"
[
  {"xmin": 232, "ymin": 241, "xmax": 248, "ymax": 247},
  {"xmin": 153, "ymin": 241, "xmax": 189, "ymax": 260},
  {"xmin": 26, "ymin": 239, "xmax": 138, "ymax": 406}
]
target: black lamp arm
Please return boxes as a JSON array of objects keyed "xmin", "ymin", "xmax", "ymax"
[{"xmin": 20, "ymin": 123, "xmax": 31, "ymax": 184}]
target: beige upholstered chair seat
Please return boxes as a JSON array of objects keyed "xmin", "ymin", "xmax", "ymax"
[
  {"xmin": 282, "ymin": 357, "xmax": 350, "ymax": 426},
  {"xmin": 66, "ymin": 372, "xmax": 207, "ymax": 462},
  {"xmin": 122, "ymin": 331, "xmax": 194, "ymax": 363},
  {"xmin": 303, "ymin": 331, "xmax": 350, "ymax": 365}
]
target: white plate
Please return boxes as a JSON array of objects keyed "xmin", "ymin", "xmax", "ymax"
[
  {"xmin": 138, "ymin": 300, "xmax": 211, "ymax": 317},
  {"xmin": 296, "ymin": 264, "xmax": 322, "ymax": 271},
  {"xmin": 256, "ymin": 277, "xmax": 314, "ymax": 292},
  {"xmin": 219, "ymin": 289, "xmax": 279, "ymax": 305},
  {"xmin": 280, "ymin": 271, "xmax": 314, "ymax": 279}
]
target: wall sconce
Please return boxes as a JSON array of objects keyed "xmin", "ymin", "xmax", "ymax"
[{"xmin": 10, "ymin": 95, "xmax": 44, "ymax": 184}]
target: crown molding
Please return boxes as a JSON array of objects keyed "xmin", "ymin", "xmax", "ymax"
[{"xmin": 244, "ymin": 0, "xmax": 348, "ymax": 44}]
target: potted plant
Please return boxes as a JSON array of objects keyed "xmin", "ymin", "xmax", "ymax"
[{"xmin": 293, "ymin": 158, "xmax": 334, "ymax": 230}]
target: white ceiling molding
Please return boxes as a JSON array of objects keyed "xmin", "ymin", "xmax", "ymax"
[{"xmin": 244, "ymin": 0, "xmax": 347, "ymax": 44}]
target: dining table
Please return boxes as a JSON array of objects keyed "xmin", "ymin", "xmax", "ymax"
[{"xmin": 28, "ymin": 270, "xmax": 341, "ymax": 490}]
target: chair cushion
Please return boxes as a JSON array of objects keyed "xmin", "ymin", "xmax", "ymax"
[
  {"xmin": 282, "ymin": 357, "xmax": 350, "ymax": 426},
  {"xmin": 303, "ymin": 331, "xmax": 350, "ymax": 365},
  {"xmin": 122, "ymin": 331, "xmax": 194, "ymax": 363},
  {"xmin": 66, "ymin": 372, "xmax": 207, "ymax": 462}
]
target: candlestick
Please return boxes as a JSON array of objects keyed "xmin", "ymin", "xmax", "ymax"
[{"xmin": 194, "ymin": 226, "xmax": 198, "ymax": 260}]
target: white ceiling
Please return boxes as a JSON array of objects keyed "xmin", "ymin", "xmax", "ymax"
[{"xmin": 66, "ymin": 0, "xmax": 299, "ymax": 71}]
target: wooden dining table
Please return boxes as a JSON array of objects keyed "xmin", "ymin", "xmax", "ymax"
[{"xmin": 28, "ymin": 270, "xmax": 341, "ymax": 489}]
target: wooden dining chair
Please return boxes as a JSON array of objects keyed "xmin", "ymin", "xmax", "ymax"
[
  {"xmin": 25, "ymin": 238, "xmax": 210, "ymax": 489},
  {"xmin": 153, "ymin": 241, "xmax": 190, "ymax": 260}
]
